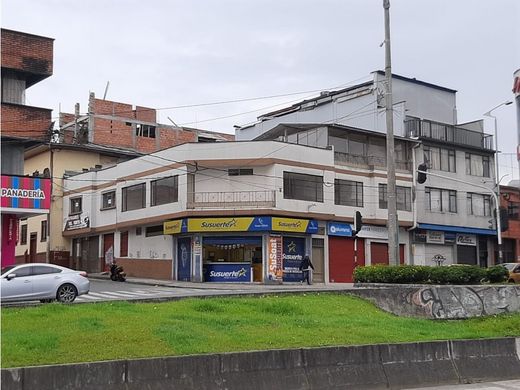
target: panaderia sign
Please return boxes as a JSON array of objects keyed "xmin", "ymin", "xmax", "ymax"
[{"xmin": 1, "ymin": 175, "xmax": 51, "ymax": 212}]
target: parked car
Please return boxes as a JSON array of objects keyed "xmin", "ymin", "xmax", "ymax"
[
  {"xmin": 1, "ymin": 263, "xmax": 89, "ymax": 303},
  {"xmin": 502, "ymin": 263, "xmax": 520, "ymax": 284}
]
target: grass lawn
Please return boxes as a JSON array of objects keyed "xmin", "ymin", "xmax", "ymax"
[{"xmin": 2, "ymin": 293, "xmax": 520, "ymax": 368}]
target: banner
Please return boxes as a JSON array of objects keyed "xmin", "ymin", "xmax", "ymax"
[
  {"xmin": 267, "ymin": 235, "xmax": 283, "ymax": 282},
  {"xmin": 1, "ymin": 175, "xmax": 51, "ymax": 210},
  {"xmin": 177, "ymin": 237, "xmax": 191, "ymax": 281},
  {"xmin": 327, "ymin": 222, "xmax": 353, "ymax": 237},
  {"xmin": 282, "ymin": 236, "xmax": 305, "ymax": 282},
  {"xmin": 272, "ymin": 217, "xmax": 318, "ymax": 234},
  {"xmin": 204, "ymin": 263, "xmax": 251, "ymax": 282}
]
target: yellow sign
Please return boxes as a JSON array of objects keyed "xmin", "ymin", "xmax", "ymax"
[
  {"xmin": 187, "ymin": 217, "xmax": 254, "ymax": 232},
  {"xmin": 164, "ymin": 220, "xmax": 182, "ymax": 235},
  {"xmin": 272, "ymin": 217, "xmax": 308, "ymax": 233}
]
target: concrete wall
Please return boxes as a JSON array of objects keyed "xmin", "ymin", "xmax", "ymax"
[
  {"xmin": 350, "ymin": 285, "xmax": 520, "ymax": 319},
  {"xmin": 2, "ymin": 338, "xmax": 519, "ymax": 390}
]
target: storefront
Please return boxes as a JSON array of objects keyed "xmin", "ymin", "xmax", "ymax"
[
  {"xmin": 414, "ymin": 224, "xmax": 496, "ymax": 266},
  {"xmin": 356, "ymin": 225, "xmax": 408, "ymax": 266},
  {"xmin": 327, "ymin": 222, "xmax": 365, "ymax": 283},
  {"xmin": 164, "ymin": 216, "xmax": 318, "ymax": 283}
]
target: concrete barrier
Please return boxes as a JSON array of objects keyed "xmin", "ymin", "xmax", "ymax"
[
  {"xmin": 2, "ymin": 338, "xmax": 519, "ymax": 390},
  {"xmin": 350, "ymin": 284, "xmax": 520, "ymax": 319}
]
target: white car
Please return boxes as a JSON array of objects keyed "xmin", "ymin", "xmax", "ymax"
[{"xmin": 1, "ymin": 263, "xmax": 90, "ymax": 303}]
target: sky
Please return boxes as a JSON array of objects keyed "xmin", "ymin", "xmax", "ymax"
[{"xmin": 2, "ymin": 0, "xmax": 520, "ymax": 181}]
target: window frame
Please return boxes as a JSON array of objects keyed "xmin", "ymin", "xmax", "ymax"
[
  {"xmin": 379, "ymin": 184, "xmax": 412, "ymax": 211},
  {"xmin": 151, "ymin": 176, "xmax": 179, "ymax": 207},
  {"xmin": 334, "ymin": 179, "xmax": 364, "ymax": 207},
  {"xmin": 122, "ymin": 183, "xmax": 146, "ymax": 212},
  {"xmin": 467, "ymin": 193, "xmax": 492, "ymax": 216},
  {"xmin": 425, "ymin": 187, "xmax": 457, "ymax": 213},
  {"xmin": 70, "ymin": 197, "xmax": 82, "ymax": 215},
  {"xmin": 101, "ymin": 191, "xmax": 116, "ymax": 210},
  {"xmin": 20, "ymin": 224, "xmax": 28, "ymax": 245},
  {"xmin": 283, "ymin": 171, "xmax": 324, "ymax": 203},
  {"xmin": 40, "ymin": 220, "xmax": 48, "ymax": 242}
]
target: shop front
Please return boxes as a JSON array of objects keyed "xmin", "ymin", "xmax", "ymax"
[
  {"xmin": 355, "ymin": 225, "xmax": 408, "ymax": 266},
  {"xmin": 164, "ymin": 216, "xmax": 318, "ymax": 283},
  {"xmin": 327, "ymin": 222, "xmax": 365, "ymax": 283}
]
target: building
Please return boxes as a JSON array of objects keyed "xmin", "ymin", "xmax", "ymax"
[
  {"xmin": 500, "ymin": 185, "xmax": 520, "ymax": 262},
  {"xmin": 62, "ymin": 138, "xmax": 413, "ymax": 282},
  {"xmin": 1, "ymin": 29, "xmax": 54, "ymax": 267},
  {"xmin": 14, "ymin": 143, "xmax": 140, "ymax": 266},
  {"xmin": 236, "ymin": 71, "xmax": 498, "ymax": 268},
  {"xmin": 59, "ymin": 93, "xmax": 234, "ymax": 153}
]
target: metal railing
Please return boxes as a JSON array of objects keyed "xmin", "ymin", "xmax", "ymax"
[
  {"xmin": 405, "ymin": 117, "xmax": 494, "ymax": 150},
  {"xmin": 334, "ymin": 152, "xmax": 412, "ymax": 171},
  {"xmin": 187, "ymin": 190, "xmax": 276, "ymax": 209}
]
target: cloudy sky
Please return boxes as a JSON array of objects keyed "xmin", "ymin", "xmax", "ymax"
[{"xmin": 3, "ymin": 0, "xmax": 519, "ymax": 180}]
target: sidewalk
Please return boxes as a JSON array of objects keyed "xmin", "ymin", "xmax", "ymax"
[{"xmin": 89, "ymin": 273, "xmax": 356, "ymax": 292}]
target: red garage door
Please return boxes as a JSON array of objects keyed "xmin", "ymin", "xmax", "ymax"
[
  {"xmin": 329, "ymin": 237, "xmax": 365, "ymax": 283},
  {"xmin": 370, "ymin": 242, "xmax": 405, "ymax": 265}
]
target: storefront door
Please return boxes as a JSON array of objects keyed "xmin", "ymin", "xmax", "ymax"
[
  {"xmin": 329, "ymin": 237, "xmax": 365, "ymax": 283},
  {"xmin": 311, "ymin": 238, "xmax": 324, "ymax": 283},
  {"xmin": 29, "ymin": 233, "xmax": 37, "ymax": 262},
  {"xmin": 177, "ymin": 237, "xmax": 191, "ymax": 281},
  {"xmin": 370, "ymin": 243, "xmax": 405, "ymax": 265},
  {"xmin": 103, "ymin": 233, "xmax": 114, "ymax": 271},
  {"xmin": 283, "ymin": 236, "xmax": 305, "ymax": 282}
]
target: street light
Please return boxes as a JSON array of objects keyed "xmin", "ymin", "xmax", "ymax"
[{"xmin": 483, "ymin": 100, "xmax": 512, "ymax": 263}]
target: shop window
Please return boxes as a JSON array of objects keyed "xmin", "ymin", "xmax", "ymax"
[
  {"xmin": 145, "ymin": 225, "xmax": 163, "ymax": 237},
  {"xmin": 70, "ymin": 197, "xmax": 82, "ymax": 215},
  {"xmin": 335, "ymin": 179, "xmax": 363, "ymax": 207},
  {"xmin": 136, "ymin": 124, "xmax": 156, "ymax": 138},
  {"xmin": 283, "ymin": 171, "xmax": 323, "ymax": 202},
  {"xmin": 101, "ymin": 191, "xmax": 116, "ymax": 210},
  {"xmin": 122, "ymin": 183, "xmax": 146, "ymax": 212},
  {"xmin": 120, "ymin": 231, "xmax": 128, "ymax": 257},
  {"xmin": 228, "ymin": 168, "xmax": 253, "ymax": 176},
  {"xmin": 379, "ymin": 184, "xmax": 411, "ymax": 211},
  {"xmin": 467, "ymin": 193, "xmax": 491, "ymax": 216},
  {"xmin": 465, "ymin": 153, "xmax": 491, "ymax": 177},
  {"xmin": 425, "ymin": 187, "xmax": 457, "ymax": 213},
  {"xmin": 424, "ymin": 146, "xmax": 456, "ymax": 172},
  {"xmin": 151, "ymin": 176, "xmax": 178, "ymax": 206},
  {"xmin": 40, "ymin": 220, "xmax": 48, "ymax": 242},
  {"xmin": 20, "ymin": 224, "xmax": 27, "ymax": 245}
]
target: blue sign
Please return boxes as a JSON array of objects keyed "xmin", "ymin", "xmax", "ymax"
[
  {"xmin": 282, "ymin": 236, "xmax": 306, "ymax": 282},
  {"xmin": 249, "ymin": 216, "xmax": 272, "ymax": 231},
  {"xmin": 177, "ymin": 237, "xmax": 191, "ymax": 281},
  {"xmin": 306, "ymin": 220, "xmax": 319, "ymax": 234},
  {"xmin": 204, "ymin": 263, "xmax": 251, "ymax": 282},
  {"xmin": 327, "ymin": 222, "xmax": 353, "ymax": 237}
]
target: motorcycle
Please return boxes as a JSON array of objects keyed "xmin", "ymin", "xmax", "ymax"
[{"xmin": 110, "ymin": 262, "xmax": 126, "ymax": 282}]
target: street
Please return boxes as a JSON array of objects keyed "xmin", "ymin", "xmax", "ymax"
[{"xmin": 409, "ymin": 379, "xmax": 520, "ymax": 389}]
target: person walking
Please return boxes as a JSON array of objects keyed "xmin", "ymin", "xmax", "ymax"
[{"xmin": 299, "ymin": 254, "xmax": 315, "ymax": 285}]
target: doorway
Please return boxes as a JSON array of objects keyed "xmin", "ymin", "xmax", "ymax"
[
  {"xmin": 370, "ymin": 242, "xmax": 405, "ymax": 265},
  {"xmin": 29, "ymin": 233, "xmax": 37, "ymax": 262},
  {"xmin": 312, "ymin": 238, "xmax": 324, "ymax": 283},
  {"xmin": 103, "ymin": 233, "xmax": 115, "ymax": 271}
]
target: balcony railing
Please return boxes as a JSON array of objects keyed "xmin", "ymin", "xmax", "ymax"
[
  {"xmin": 334, "ymin": 152, "xmax": 412, "ymax": 171},
  {"xmin": 187, "ymin": 190, "xmax": 276, "ymax": 209},
  {"xmin": 405, "ymin": 117, "xmax": 493, "ymax": 150}
]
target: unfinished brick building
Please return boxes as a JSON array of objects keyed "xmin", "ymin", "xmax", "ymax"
[{"xmin": 59, "ymin": 93, "xmax": 234, "ymax": 153}]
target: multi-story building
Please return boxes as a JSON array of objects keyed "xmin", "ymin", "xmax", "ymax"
[
  {"xmin": 500, "ymin": 185, "xmax": 520, "ymax": 262},
  {"xmin": 236, "ymin": 71, "xmax": 498, "ymax": 268},
  {"xmin": 1, "ymin": 29, "xmax": 54, "ymax": 267}
]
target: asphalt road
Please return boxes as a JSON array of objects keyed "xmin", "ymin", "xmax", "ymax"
[{"xmin": 409, "ymin": 379, "xmax": 520, "ymax": 389}]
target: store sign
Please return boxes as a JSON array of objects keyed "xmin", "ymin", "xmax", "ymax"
[
  {"xmin": 204, "ymin": 263, "xmax": 251, "ymax": 282},
  {"xmin": 356, "ymin": 225, "xmax": 388, "ymax": 239},
  {"xmin": 64, "ymin": 213, "xmax": 90, "ymax": 231},
  {"xmin": 456, "ymin": 234, "xmax": 477, "ymax": 246},
  {"xmin": 164, "ymin": 219, "xmax": 184, "ymax": 235},
  {"xmin": 1, "ymin": 175, "xmax": 51, "ymax": 210},
  {"xmin": 267, "ymin": 235, "xmax": 283, "ymax": 282},
  {"xmin": 414, "ymin": 229, "xmax": 427, "ymax": 243},
  {"xmin": 283, "ymin": 237, "xmax": 305, "ymax": 282},
  {"xmin": 444, "ymin": 232, "xmax": 456, "ymax": 244},
  {"xmin": 272, "ymin": 217, "xmax": 318, "ymax": 234},
  {"xmin": 427, "ymin": 230, "xmax": 445, "ymax": 244},
  {"xmin": 327, "ymin": 222, "xmax": 353, "ymax": 237}
]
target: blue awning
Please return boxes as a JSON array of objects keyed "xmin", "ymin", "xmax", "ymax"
[{"xmin": 417, "ymin": 223, "xmax": 496, "ymax": 236}]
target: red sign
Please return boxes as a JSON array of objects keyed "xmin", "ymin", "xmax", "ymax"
[
  {"xmin": 1, "ymin": 175, "xmax": 51, "ymax": 210},
  {"xmin": 513, "ymin": 76, "xmax": 520, "ymax": 96}
]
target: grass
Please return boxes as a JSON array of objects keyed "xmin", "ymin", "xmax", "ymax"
[{"xmin": 2, "ymin": 293, "xmax": 520, "ymax": 368}]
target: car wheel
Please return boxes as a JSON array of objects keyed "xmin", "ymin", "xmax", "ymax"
[
  {"xmin": 40, "ymin": 299, "xmax": 54, "ymax": 303},
  {"xmin": 56, "ymin": 284, "xmax": 78, "ymax": 303},
  {"xmin": 508, "ymin": 279, "xmax": 515, "ymax": 283}
]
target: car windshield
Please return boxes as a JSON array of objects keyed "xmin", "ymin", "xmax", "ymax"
[
  {"xmin": 503, "ymin": 263, "xmax": 517, "ymax": 271},
  {"xmin": 1, "ymin": 266, "xmax": 16, "ymax": 275}
]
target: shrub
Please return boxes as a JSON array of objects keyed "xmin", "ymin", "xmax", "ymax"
[{"xmin": 486, "ymin": 265, "xmax": 509, "ymax": 283}]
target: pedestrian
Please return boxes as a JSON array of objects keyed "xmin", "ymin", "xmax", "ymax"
[{"xmin": 299, "ymin": 254, "xmax": 314, "ymax": 285}]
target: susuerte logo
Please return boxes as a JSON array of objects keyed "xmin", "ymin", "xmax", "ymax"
[
  {"xmin": 201, "ymin": 218, "xmax": 237, "ymax": 229},
  {"xmin": 209, "ymin": 267, "xmax": 247, "ymax": 278},
  {"xmin": 1, "ymin": 188, "xmax": 45, "ymax": 199}
]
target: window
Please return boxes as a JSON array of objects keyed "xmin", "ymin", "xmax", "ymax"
[
  {"xmin": 465, "ymin": 153, "xmax": 491, "ymax": 177},
  {"xmin": 70, "ymin": 197, "xmax": 82, "ymax": 215},
  {"xmin": 335, "ymin": 179, "xmax": 363, "ymax": 207},
  {"xmin": 424, "ymin": 146, "xmax": 456, "ymax": 172},
  {"xmin": 379, "ymin": 184, "xmax": 412, "ymax": 211},
  {"xmin": 507, "ymin": 201, "xmax": 519, "ymax": 219},
  {"xmin": 12, "ymin": 265, "xmax": 32, "ymax": 277},
  {"xmin": 33, "ymin": 266, "xmax": 61, "ymax": 275},
  {"xmin": 283, "ymin": 172, "xmax": 324, "ymax": 202},
  {"xmin": 20, "ymin": 224, "xmax": 27, "ymax": 245},
  {"xmin": 120, "ymin": 231, "xmax": 128, "ymax": 257},
  {"xmin": 228, "ymin": 169, "xmax": 254, "ymax": 176},
  {"xmin": 40, "ymin": 220, "xmax": 48, "ymax": 242},
  {"xmin": 101, "ymin": 191, "xmax": 116, "ymax": 210},
  {"xmin": 425, "ymin": 187, "xmax": 457, "ymax": 213},
  {"xmin": 122, "ymin": 183, "xmax": 146, "ymax": 212},
  {"xmin": 197, "ymin": 136, "xmax": 217, "ymax": 143},
  {"xmin": 467, "ymin": 193, "xmax": 491, "ymax": 216},
  {"xmin": 136, "ymin": 124, "xmax": 156, "ymax": 138},
  {"xmin": 145, "ymin": 225, "xmax": 163, "ymax": 237},
  {"xmin": 151, "ymin": 176, "xmax": 178, "ymax": 206}
]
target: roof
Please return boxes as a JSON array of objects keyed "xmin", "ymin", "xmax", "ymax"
[
  {"xmin": 25, "ymin": 142, "xmax": 141, "ymax": 159},
  {"xmin": 373, "ymin": 70, "xmax": 457, "ymax": 93}
]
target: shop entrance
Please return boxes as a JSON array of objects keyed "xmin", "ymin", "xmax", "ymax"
[
  {"xmin": 457, "ymin": 245, "xmax": 477, "ymax": 265},
  {"xmin": 177, "ymin": 237, "xmax": 191, "ymax": 281},
  {"xmin": 370, "ymin": 243, "xmax": 405, "ymax": 265},
  {"xmin": 329, "ymin": 236, "xmax": 365, "ymax": 283},
  {"xmin": 311, "ymin": 238, "xmax": 324, "ymax": 283},
  {"xmin": 29, "ymin": 233, "xmax": 37, "ymax": 262}
]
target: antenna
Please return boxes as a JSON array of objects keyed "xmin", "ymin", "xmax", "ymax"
[{"xmin": 103, "ymin": 81, "xmax": 110, "ymax": 100}]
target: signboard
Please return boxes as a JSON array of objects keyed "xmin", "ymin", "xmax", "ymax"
[
  {"xmin": 456, "ymin": 234, "xmax": 477, "ymax": 246},
  {"xmin": 327, "ymin": 222, "xmax": 353, "ymax": 237},
  {"xmin": 272, "ymin": 217, "xmax": 318, "ymax": 234},
  {"xmin": 413, "ymin": 229, "xmax": 427, "ymax": 243},
  {"xmin": 177, "ymin": 237, "xmax": 191, "ymax": 281},
  {"xmin": 282, "ymin": 236, "xmax": 305, "ymax": 282},
  {"xmin": 444, "ymin": 232, "xmax": 456, "ymax": 244},
  {"xmin": 356, "ymin": 225, "xmax": 388, "ymax": 239},
  {"xmin": 267, "ymin": 235, "xmax": 283, "ymax": 282},
  {"xmin": 203, "ymin": 263, "xmax": 251, "ymax": 282},
  {"xmin": 427, "ymin": 230, "xmax": 445, "ymax": 244},
  {"xmin": 164, "ymin": 219, "xmax": 183, "ymax": 235},
  {"xmin": 193, "ymin": 235, "xmax": 202, "ymax": 281},
  {"xmin": 64, "ymin": 213, "xmax": 90, "ymax": 231},
  {"xmin": 1, "ymin": 175, "xmax": 51, "ymax": 211}
]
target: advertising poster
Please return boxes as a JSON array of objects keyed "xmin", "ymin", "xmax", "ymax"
[
  {"xmin": 282, "ymin": 236, "xmax": 305, "ymax": 282},
  {"xmin": 177, "ymin": 237, "xmax": 191, "ymax": 281},
  {"xmin": 203, "ymin": 263, "xmax": 251, "ymax": 282},
  {"xmin": 267, "ymin": 235, "xmax": 283, "ymax": 282}
]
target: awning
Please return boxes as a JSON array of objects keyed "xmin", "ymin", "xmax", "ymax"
[{"xmin": 417, "ymin": 223, "xmax": 496, "ymax": 236}]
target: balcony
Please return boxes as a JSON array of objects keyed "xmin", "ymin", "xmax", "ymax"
[
  {"xmin": 405, "ymin": 117, "xmax": 493, "ymax": 150},
  {"xmin": 187, "ymin": 191, "xmax": 276, "ymax": 209},
  {"xmin": 334, "ymin": 152, "xmax": 412, "ymax": 172}
]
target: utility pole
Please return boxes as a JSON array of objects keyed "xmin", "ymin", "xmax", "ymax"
[{"xmin": 383, "ymin": 0, "xmax": 399, "ymax": 265}]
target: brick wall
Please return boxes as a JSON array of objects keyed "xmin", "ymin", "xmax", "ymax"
[
  {"xmin": 116, "ymin": 258, "xmax": 173, "ymax": 280},
  {"xmin": 1, "ymin": 104, "xmax": 52, "ymax": 140},
  {"xmin": 500, "ymin": 186, "xmax": 520, "ymax": 262}
]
